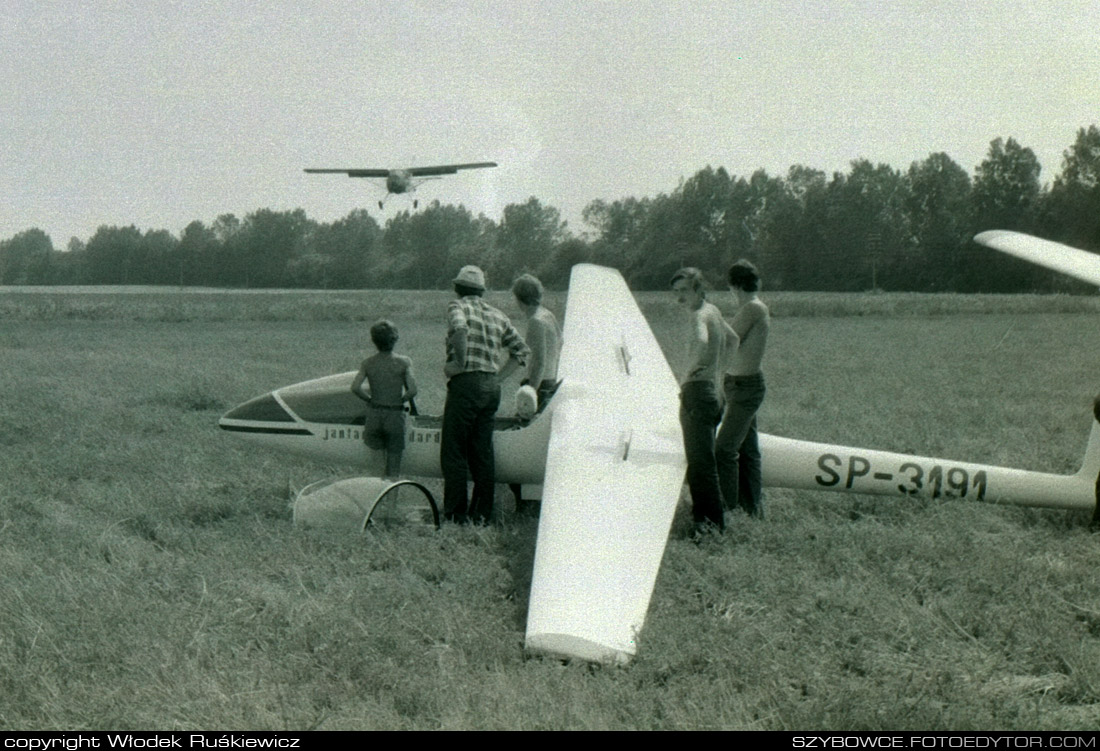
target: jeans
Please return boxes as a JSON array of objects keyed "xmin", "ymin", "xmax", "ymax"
[
  {"xmin": 441, "ymin": 371, "xmax": 501, "ymax": 523},
  {"xmin": 679, "ymin": 380, "xmax": 724, "ymax": 530},
  {"xmin": 716, "ymin": 372, "xmax": 766, "ymax": 518}
]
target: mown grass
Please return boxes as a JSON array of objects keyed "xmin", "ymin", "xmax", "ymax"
[
  {"xmin": 1, "ymin": 288, "xmax": 1099, "ymax": 730},
  {"xmin": 2, "ymin": 284, "xmax": 1100, "ymax": 323}
]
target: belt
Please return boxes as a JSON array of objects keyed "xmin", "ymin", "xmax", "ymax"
[
  {"xmin": 450, "ymin": 370, "xmax": 496, "ymax": 380},
  {"xmin": 370, "ymin": 403, "xmax": 406, "ymax": 411},
  {"xmin": 724, "ymin": 372, "xmax": 765, "ymax": 383}
]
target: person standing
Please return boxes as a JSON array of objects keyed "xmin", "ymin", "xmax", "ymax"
[
  {"xmin": 442, "ymin": 265, "xmax": 530, "ymax": 524},
  {"xmin": 670, "ymin": 267, "xmax": 729, "ymax": 535},
  {"xmin": 715, "ymin": 259, "xmax": 770, "ymax": 518},
  {"xmin": 351, "ymin": 319, "xmax": 418, "ymax": 479},
  {"xmin": 509, "ymin": 273, "xmax": 562, "ymax": 515},
  {"xmin": 511, "ymin": 273, "xmax": 562, "ymax": 411}
]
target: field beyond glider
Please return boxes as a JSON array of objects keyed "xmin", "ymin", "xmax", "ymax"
[{"xmin": 1, "ymin": 288, "xmax": 1099, "ymax": 730}]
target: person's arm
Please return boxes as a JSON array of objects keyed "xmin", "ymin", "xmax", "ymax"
[
  {"xmin": 350, "ymin": 362, "xmax": 371, "ymax": 402},
  {"xmin": 444, "ymin": 300, "xmax": 468, "ymax": 378},
  {"xmin": 402, "ymin": 359, "xmax": 419, "ymax": 402},
  {"xmin": 499, "ymin": 319, "xmax": 530, "ymax": 383},
  {"xmin": 722, "ymin": 318, "xmax": 740, "ymax": 370},
  {"xmin": 684, "ymin": 312, "xmax": 720, "ymax": 381},
  {"xmin": 723, "ymin": 318, "xmax": 740, "ymax": 349},
  {"xmin": 444, "ymin": 328, "xmax": 466, "ymax": 378},
  {"xmin": 730, "ymin": 301, "xmax": 762, "ymax": 339}
]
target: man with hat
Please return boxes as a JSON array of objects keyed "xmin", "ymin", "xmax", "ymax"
[{"xmin": 442, "ymin": 265, "xmax": 530, "ymax": 524}]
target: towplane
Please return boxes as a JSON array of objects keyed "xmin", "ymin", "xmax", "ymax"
[
  {"xmin": 218, "ymin": 230, "xmax": 1100, "ymax": 664},
  {"xmin": 304, "ymin": 161, "xmax": 497, "ymax": 209}
]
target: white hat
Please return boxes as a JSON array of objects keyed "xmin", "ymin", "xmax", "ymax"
[{"xmin": 453, "ymin": 265, "xmax": 486, "ymax": 291}]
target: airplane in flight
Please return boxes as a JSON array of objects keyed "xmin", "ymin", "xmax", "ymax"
[
  {"xmin": 218, "ymin": 231, "xmax": 1100, "ymax": 664},
  {"xmin": 304, "ymin": 161, "xmax": 497, "ymax": 209}
]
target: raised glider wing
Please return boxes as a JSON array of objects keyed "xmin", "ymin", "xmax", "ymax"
[
  {"xmin": 524, "ymin": 264, "xmax": 687, "ymax": 665},
  {"xmin": 304, "ymin": 162, "xmax": 497, "ymax": 209},
  {"xmin": 974, "ymin": 230, "xmax": 1100, "ymax": 288}
]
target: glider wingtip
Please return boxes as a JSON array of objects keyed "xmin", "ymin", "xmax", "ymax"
[{"xmin": 974, "ymin": 229, "xmax": 1015, "ymax": 246}]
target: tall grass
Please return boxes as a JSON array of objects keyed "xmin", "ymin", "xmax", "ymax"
[{"xmin": 1, "ymin": 289, "xmax": 1099, "ymax": 729}]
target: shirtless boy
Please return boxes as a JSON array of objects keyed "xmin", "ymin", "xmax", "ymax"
[{"xmin": 715, "ymin": 260, "xmax": 770, "ymax": 518}]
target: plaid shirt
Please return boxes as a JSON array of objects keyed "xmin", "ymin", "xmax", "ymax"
[{"xmin": 447, "ymin": 296, "xmax": 529, "ymax": 375}]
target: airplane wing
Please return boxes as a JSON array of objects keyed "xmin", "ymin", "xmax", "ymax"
[
  {"xmin": 407, "ymin": 162, "xmax": 497, "ymax": 176},
  {"xmin": 303, "ymin": 168, "xmax": 391, "ymax": 177},
  {"xmin": 525, "ymin": 264, "xmax": 687, "ymax": 664},
  {"xmin": 974, "ymin": 230, "xmax": 1100, "ymax": 287}
]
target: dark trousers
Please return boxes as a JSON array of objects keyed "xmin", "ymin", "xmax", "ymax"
[
  {"xmin": 716, "ymin": 372, "xmax": 766, "ymax": 517},
  {"xmin": 679, "ymin": 380, "xmax": 724, "ymax": 530},
  {"xmin": 441, "ymin": 372, "xmax": 501, "ymax": 523}
]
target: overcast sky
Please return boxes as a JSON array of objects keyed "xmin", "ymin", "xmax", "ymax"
[{"xmin": 3, "ymin": 0, "xmax": 1097, "ymax": 245}]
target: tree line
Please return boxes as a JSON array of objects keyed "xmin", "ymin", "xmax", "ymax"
[{"xmin": 3, "ymin": 126, "xmax": 1099, "ymax": 293}]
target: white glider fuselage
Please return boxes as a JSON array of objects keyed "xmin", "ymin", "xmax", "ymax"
[
  {"xmin": 219, "ymin": 372, "xmax": 1100, "ymax": 511},
  {"xmin": 222, "ymin": 234, "xmax": 1100, "ymax": 514}
]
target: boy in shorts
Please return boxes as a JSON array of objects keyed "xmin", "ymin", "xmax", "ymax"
[{"xmin": 351, "ymin": 320, "xmax": 418, "ymax": 478}]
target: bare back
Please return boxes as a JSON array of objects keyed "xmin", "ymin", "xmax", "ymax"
[
  {"xmin": 727, "ymin": 297, "xmax": 769, "ymax": 376},
  {"xmin": 362, "ymin": 353, "xmax": 413, "ymax": 407}
]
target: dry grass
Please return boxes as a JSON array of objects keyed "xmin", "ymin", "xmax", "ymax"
[{"xmin": 1, "ymin": 288, "xmax": 1099, "ymax": 730}]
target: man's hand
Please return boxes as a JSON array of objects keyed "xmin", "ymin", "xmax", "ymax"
[{"xmin": 444, "ymin": 360, "xmax": 462, "ymax": 378}]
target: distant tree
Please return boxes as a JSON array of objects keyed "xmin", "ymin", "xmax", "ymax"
[
  {"xmin": 582, "ymin": 196, "xmax": 651, "ymax": 272},
  {"xmin": 673, "ymin": 166, "xmax": 736, "ymax": 279},
  {"xmin": 286, "ymin": 253, "xmax": 336, "ymax": 288},
  {"xmin": 494, "ymin": 197, "xmax": 568, "ymax": 283},
  {"xmin": 624, "ymin": 193, "xmax": 684, "ymax": 289},
  {"xmin": 178, "ymin": 221, "xmax": 220, "ymax": 286},
  {"xmin": 211, "ymin": 214, "xmax": 242, "ymax": 286},
  {"xmin": 900, "ymin": 153, "xmax": 971, "ymax": 290},
  {"xmin": 1045, "ymin": 125, "xmax": 1100, "ymax": 251},
  {"xmin": 820, "ymin": 160, "xmax": 907, "ymax": 291},
  {"xmin": 445, "ymin": 213, "xmax": 498, "ymax": 280},
  {"xmin": 755, "ymin": 166, "xmax": 827, "ymax": 290},
  {"xmin": 58, "ymin": 237, "xmax": 87, "ymax": 283},
  {"xmin": 236, "ymin": 209, "xmax": 314, "ymax": 288},
  {"xmin": 136, "ymin": 229, "xmax": 180, "ymax": 284},
  {"xmin": 541, "ymin": 236, "xmax": 592, "ymax": 289},
  {"xmin": 967, "ymin": 137, "xmax": 1044, "ymax": 290},
  {"xmin": 971, "ymin": 137, "xmax": 1042, "ymax": 230},
  {"xmin": 310, "ymin": 209, "xmax": 382, "ymax": 288},
  {"xmin": 0, "ymin": 228, "xmax": 55, "ymax": 284},
  {"xmin": 84, "ymin": 225, "xmax": 143, "ymax": 284},
  {"xmin": 380, "ymin": 203, "xmax": 488, "ymax": 289}
]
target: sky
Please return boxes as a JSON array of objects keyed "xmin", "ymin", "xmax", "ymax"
[{"xmin": 3, "ymin": 0, "xmax": 1098, "ymax": 246}]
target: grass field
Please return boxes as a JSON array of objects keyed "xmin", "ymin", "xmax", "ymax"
[{"xmin": 2, "ymin": 287, "xmax": 1099, "ymax": 730}]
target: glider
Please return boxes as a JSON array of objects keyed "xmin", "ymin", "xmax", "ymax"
[{"xmin": 219, "ymin": 258, "xmax": 1100, "ymax": 663}]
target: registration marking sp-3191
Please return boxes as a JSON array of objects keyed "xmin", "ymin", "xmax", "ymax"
[{"xmin": 815, "ymin": 452, "xmax": 988, "ymax": 500}]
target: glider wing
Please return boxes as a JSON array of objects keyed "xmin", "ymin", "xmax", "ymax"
[
  {"xmin": 525, "ymin": 264, "xmax": 686, "ymax": 664},
  {"xmin": 975, "ymin": 230, "xmax": 1100, "ymax": 287}
]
